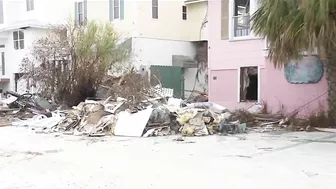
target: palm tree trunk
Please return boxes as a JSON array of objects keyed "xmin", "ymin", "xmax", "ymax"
[{"xmin": 326, "ymin": 52, "xmax": 336, "ymax": 126}]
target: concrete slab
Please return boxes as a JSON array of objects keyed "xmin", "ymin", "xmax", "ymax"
[{"xmin": 0, "ymin": 127, "xmax": 335, "ymax": 189}]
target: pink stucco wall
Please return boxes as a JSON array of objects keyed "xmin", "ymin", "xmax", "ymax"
[
  {"xmin": 209, "ymin": 68, "xmax": 267, "ymax": 110},
  {"xmin": 263, "ymin": 59, "xmax": 328, "ymax": 116},
  {"xmin": 208, "ymin": 0, "xmax": 328, "ymax": 117}
]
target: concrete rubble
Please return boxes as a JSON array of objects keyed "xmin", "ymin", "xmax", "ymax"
[{"xmin": 0, "ymin": 87, "xmax": 318, "ymax": 137}]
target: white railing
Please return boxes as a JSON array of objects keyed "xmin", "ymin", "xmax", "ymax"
[
  {"xmin": 184, "ymin": 0, "xmax": 208, "ymax": 4},
  {"xmin": 232, "ymin": 14, "xmax": 251, "ymax": 37}
]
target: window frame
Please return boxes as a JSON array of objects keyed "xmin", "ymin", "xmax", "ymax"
[
  {"xmin": 77, "ymin": 2, "xmax": 84, "ymax": 24},
  {"xmin": 113, "ymin": 0, "xmax": 120, "ymax": 19},
  {"xmin": 0, "ymin": 0, "xmax": 4, "ymax": 24},
  {"xmin": 229, "ymin": 0, "xmax": 258, "ymax": 40},
  {"xmin": 1, "ymin": 52, "xmax": 4, "ymax": 75},
  {"xmin": 182, "ymin": 6, "xmax": 187, "ymax": 20},
  {"xmin": 152, "ymin": 0, "xmax": 158, "ymax": 19},
  {"xmin": 13, "ymin": 31, "xmax": 25, "ymax": 50},
  {"xmin": 26, "ymin": 0, "xmax": 34, "ymax": 11}
]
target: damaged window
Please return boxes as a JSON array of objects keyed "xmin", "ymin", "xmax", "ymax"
[
  {"xmin": 234, "ymin": 0, "xmax": 250, "ymax": 16},
  {"xmin": 233, "ymin": 0, "xmax": 250, "ymax": 37},
  {"xmin": 240, "ymin": 66, "xmax": 258, "ymax": 102}
]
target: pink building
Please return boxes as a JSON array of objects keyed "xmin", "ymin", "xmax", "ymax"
[{"xmin": 208, "ymin": 0, "xmax": 328, "ymax": 117}]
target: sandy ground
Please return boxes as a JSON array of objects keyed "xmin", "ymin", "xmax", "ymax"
[{"xmin": 0, "ymin": 127, "xmax": 336, "ymax": 189}]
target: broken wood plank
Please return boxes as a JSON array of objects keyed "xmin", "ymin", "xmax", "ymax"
[
  {"xmin": 252, "ymin": 113, "xmax": 283, "ymax": 119},
  {"xmin": 254, "ymin": 117, "xmax": 280, "ymax": 122},
  {"xmin": 0, "ymin": 122, "xmax": 11, "ymax": 127}
]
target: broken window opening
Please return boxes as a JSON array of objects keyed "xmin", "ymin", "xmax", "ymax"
[
  {"xmin": 233, "ymin": 0, "xmax": 250, "ymax": 37},
  {"xmin": 234, "ymin": 0, "xmax": 250, "ymax": 16},
  {"xmin": 240, "ymin": 66, "xmax": 258, "ymax": 102}
]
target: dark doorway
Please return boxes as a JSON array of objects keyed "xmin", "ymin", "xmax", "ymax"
[{"xmin": 240, "ymin": 66, "xmax": 258, "ymax": 102}]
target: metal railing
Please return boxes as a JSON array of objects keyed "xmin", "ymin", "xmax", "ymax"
[{"xmin": 232, "ymin": 14, "xmax": 251, "ymax": 37}]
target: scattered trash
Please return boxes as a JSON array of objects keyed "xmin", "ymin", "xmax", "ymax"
[
  {"xmin": 0, "ymin": 91, "xmax": 54, "ymax": 120},
  {"xmin": 12, "ymin": 113, "xmax": 64, "ymax": 131},
  {"xmin": 143, "ymin": 126, "xmax": 170, "ymax": 137},
  {"xmin": 219, "ymin": 121, "xmax": 247, "ymax": 135},
  {"xmin": 248, "ymin": 103, "xmax": 264, "ymax": 114},
  {"xmin": 186, "ymin": 102, "xmax": 228, "ymax": 113},
  {"xmin": 167, "ymin": 98, "xmax": 183, "ymax": 107},
  {"xmin": 174, "ymin": 137, "xmax": 185, "ymax": 141},
  {"xmin": 180, "ymin": 113, "xmax": 209, "ymax": 136}
]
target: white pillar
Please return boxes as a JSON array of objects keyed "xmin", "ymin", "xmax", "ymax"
[
  {"xmin": 249, "ymin": 0, "xmax": 258, "ymax": 14},
  {"xmin": 229, "ymin": 0, "xmax": 234, "ymax": 40},
  {"xmin": 249, "ymin": 0, "xmax": 258, "ymax": 37}
]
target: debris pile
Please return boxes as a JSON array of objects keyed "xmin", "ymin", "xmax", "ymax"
[
  {"xmin": 0, "ymin": 91, "xmax": 55, "ymax": 121},
  {"xmin": 0, "ymin": 88, "xmax": 314, "ymax": 137}
]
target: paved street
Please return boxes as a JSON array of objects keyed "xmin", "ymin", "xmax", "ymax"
[{"xmin": 0, "ymin": 127, "xmax": 336, "ymax": 189}]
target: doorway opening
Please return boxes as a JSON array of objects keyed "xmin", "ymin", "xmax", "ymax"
[{"xmin": 239, "ymin": 66, "xmax": 258, "ymax": 102}]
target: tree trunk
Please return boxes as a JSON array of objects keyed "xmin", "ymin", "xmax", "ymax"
[{"xmin": 326, "ymin": 52, "xmax": 336, "ymax": 126}]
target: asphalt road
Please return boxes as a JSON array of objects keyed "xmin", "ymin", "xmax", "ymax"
[{"xmin": 0, "ymin": 127, "xmax": 335, "ymax": 189}]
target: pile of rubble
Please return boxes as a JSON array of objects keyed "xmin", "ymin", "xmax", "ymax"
[
  {"xmin": 0, "ymin": 91, "xmax": 55, "ymax": 126},
  {"xmin": 0, "ymin": 89, "xmax": 300, "ymax": 137}
]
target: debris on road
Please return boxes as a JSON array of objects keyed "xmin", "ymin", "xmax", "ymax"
[
  {"xmin": 0, "ymin": 86, "xmax": 318, "ymax": 137},
  {"xmin": 0, "ymin": 91, "xmax": 54, "ymax": 120}
]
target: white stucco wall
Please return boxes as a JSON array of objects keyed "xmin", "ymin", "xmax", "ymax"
[
  {"xmin": 131, "ymin": 37, "xmax": 197, "ymax": 68},
  {"xmin": 131, "ymin": 37, "xmax": 206, "ymax": 98},
  {"xmin": 136, "ymin": 0, "xmax": 207, "ymax": 41},
  {"xmin": 1, "ymin": 0, "xmax": 208, "ymax": 40},
  {"xmin": 81, "ymin": 0, "xmax": 208, "ymax": 41},
  {"xmin": 2, "ymin": 0, "xmax": 26, "ymax": 25},
  {"xmin": 187, "ymin": 2, "xmax": 208, "ymax": 41},
  {"xmin": 3, "ymin": 0, "xmax": 73, "ymax": 26},
  {"xmin": 36, "ymin": 0, "xmax": 74, "ymax": 25},
  {"xmin": 0, "ymin": 27, "xmax": 48, "ymax": 91},
  {"xmin": 86, "ymin": 0, "xmax": 109, "ymax": 23},
  {"xmin": 0, "ymin": 0, "xmax": 73, "ymax": 92}
]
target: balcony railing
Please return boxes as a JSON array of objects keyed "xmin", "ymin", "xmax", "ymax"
[{"xmin": 232, "ymin": 14, "xmax": 251, "ymax": 37}]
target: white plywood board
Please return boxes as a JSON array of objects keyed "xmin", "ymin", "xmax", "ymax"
[{"xmin": 114, "ymin": 108, "xmax": 153, "ymax": 137}]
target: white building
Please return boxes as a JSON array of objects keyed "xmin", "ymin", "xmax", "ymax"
[
  {"xmin": 0, "ymin": 0, "xmax": 208, "ymax": 98},
  {"xmin": 0, "ymin": 0, "xmax": 73, "ymax": 93}
]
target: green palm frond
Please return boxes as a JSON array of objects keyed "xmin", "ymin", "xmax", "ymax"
[{"xmin": 251, "ymin": 0, "xmax": 336, "ymax": 68}]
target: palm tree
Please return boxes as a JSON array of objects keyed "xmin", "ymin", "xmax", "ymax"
[{"xmin": 251, "ymin": 0, "xmax": 336, "ymax": 124}]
